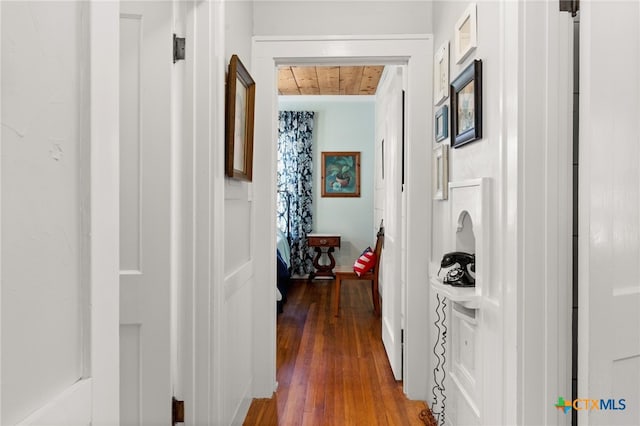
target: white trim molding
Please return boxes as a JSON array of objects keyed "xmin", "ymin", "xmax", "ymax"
[
  {"xmin": 499, "ymin": 2, "xmax": 573, "ymax": 425},
  {"xmin": 89, "ymin": 1, "xmax": 120, "ymax": 423}
]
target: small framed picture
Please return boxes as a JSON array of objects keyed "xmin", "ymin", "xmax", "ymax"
[
  {"xmin": 225, "ymin": 54, "xmax": 256, "ymax": 181},
  {"xmin": 435, "ymin": 105, "xmax": 449, "ymax": 142},
  {"xmin": 450, "ymin": 59, "xmax": 482, "ymax": 148},
  {"xmin": 433, "ymin": 144, "xmax": 449, "ymax": 200},
  {"xmin": 433, "ymin": 41, "xmax": 449, "ymax": 105},
  {"xmin": 321, "ymin": 151, "xmax": 361, "ymax": 197},
  {"xmin": 454, "ymin": 3, "xmax": 477, "ymax": 64}
]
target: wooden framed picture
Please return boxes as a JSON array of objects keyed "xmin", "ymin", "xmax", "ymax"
[
  {"xmin": 454, "ymin": 3, "xmax": 477, "ymax": 64},
  {"xmin": 433, "ymin": 41, "xmax": 449, "ymax": 105},
  {"xmin": 433, "ymin": 144, "xmax": 449, "ymax": 200},
  {"xmin": 435, "ymin": 105, "xmax": 449, "ymax": 142},
  {"xmin": 225, "ymin": 54, "xmax": 256, "ymax": 181},
  {"xmin": 450, "ymin": 59, "xmax": 482, "ymax": 148},
  {"xmin": 321, "ymin": 151, "xmax": 361, "ymax": 197}
]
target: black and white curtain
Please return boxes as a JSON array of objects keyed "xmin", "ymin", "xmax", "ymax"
[{"xmin": 277, "ymin": 111, "xmax": 314, "ymax": 275}]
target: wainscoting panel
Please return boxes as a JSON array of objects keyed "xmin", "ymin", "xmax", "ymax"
[
  {"xmin": 120, "ymin": 324, "xmax": 142, "ymax": 426},
  {"xmin": 119, "ymin": 13, "xmax": 142, "ymax": 274}
]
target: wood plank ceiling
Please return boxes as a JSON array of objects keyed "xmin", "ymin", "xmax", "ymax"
[{"xmin": 278, "ymin": 65, "xmax": 385, "ymax": 96}]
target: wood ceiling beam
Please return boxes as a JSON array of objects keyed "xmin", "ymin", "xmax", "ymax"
[
  {"xmin": 291, "ymin": 66, "xmax": 320, "ymax": 95},
  {"xmin": 339, "ymin": 66, "xmax": 364, "ymax": 96},
  {"xmin": 359, "ymin": 66, "xmax": 384, "ymax": 95},
  {"xmin": 316, "ymin": 66, "xmax": 340, "ymax": 95},
  {"xmin": 278, "ymin": 67, "xmax": 300, "ymax": 95}
]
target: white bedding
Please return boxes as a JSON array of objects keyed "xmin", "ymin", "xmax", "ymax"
[
  {"xmin": 276, "ymin": 228, "xmax": 291, "ymax": 268},
  {"xmin": 276, "ymin": 228, "xmax": 291, "ymax": 302}
]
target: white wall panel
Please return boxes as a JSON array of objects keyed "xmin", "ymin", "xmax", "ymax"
[
  {"xmin": 120, "ymin": 15, "xmax": 143, "ymax": 273},
  {"xmin": 120, "ymin": 325, "xmax": 141, "ymax": 426},
  {"xmin": 580, "ymin": 3, "xmax": 640, "ymax": 425},
  {"xmin": 223, "ymin": 282, "xmax": 253, "ymax": 424},
  {"xmin": 254, "ymin": 1, "xmax": 432, "ymax": 36},
  {"xmin": 222, "ymin": 1, "xmax": 256, "ymax": 423},
  {"xmin": 118, "ymin": 2, "xmax": 173, "ymax": 423},
  {"xmin": 1, "ymin": 3, "xmax": 85, "ymax": 424},
  {"xmin": 430, "ymin": 2, "xmax": 573, "ymax": 425},
  {"xmin": 223, "ymin": 201, "xmax": 250, "ymax": 269},
  {"xmin": 612, "ymin": 357, "xmax": 640, "ymax": 425}
]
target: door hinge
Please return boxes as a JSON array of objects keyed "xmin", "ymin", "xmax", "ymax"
[
  {"xmin": 559, "ymin": 0, "xmax": 579, "ymax": 17},
  {"xmin": 173, "ymin": 34, "xmax": 186, "ymax": 63},
  {"xmin": 172, "ymin": 397, "xmax": 185, "ymax": 425}
]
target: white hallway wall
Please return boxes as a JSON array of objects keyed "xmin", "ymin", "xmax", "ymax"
[
  {"xmin": 430, "ymin": 1, "xmax": 572, "ymax": 425},
  {"xmin": 204, "ymin": 0, "xmax": 574, "ymax": 424},
  {"xmin": 1, "ymin": 3, "xmax": 87, "ymax": 423},
  {"xmin": 223, "ymin": 1, "xmax": 256, "ymax": 424},
  {"xmin": 579, "ymin": 2, "xmax": 640, "ymax": 425},
  {"xmin": 279, "ymin": 97, "xmax": 376, "ymax": 267},
  {"xmin": 253, "ymin": 1, "xmax": 432, "ymax": 36},
  {"xmin": 429, "ymin": 2, "xmax": 506, "ymax": 424},
  {"xmin": 2, "ymin": 2, "xmax": 120, "ymax": 424},
  {"xmin": 0, "ymin": 2, "xmax": 580, "ymax": 426}
]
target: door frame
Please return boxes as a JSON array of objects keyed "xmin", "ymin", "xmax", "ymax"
[
  {"xmin": 251, "ymin": 35, "xmax": 432, "ymax": 399},
  {"xmin": 500, "ymin": 2, "xmax": 573, "ymax": 424},
  {"xmin": 88, "ymin": 2, "xmax": 120, "ymax": 422},
  {"xmin": 177, "ymin": 1, "xmax": 227, "ymax": 424},
  {"xmin": 577, "ymin": 2, "xmax": 640, "ymax": 424},
  {"xmin": 375, "ymin": 65, "xmax": 405, "ymax": 380}
]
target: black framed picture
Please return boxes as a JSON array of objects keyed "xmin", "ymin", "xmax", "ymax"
[{"xmin": 450, "ymin": 59, "xmax": 482, "ymax": 148}]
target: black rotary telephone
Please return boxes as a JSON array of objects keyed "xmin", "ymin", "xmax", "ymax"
[{"xmin": 439, "ymin": 252, "xmax": 476, "ymax": 287}]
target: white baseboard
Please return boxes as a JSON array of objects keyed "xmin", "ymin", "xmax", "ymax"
[{"xmin": 230, "ymin": 379, "xmax": 254, "ymax": 426}]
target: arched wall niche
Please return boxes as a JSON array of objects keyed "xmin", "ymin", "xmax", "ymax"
[{"xmin": 455, "ymin": 210, "xmax": 476, "ymax": 255}]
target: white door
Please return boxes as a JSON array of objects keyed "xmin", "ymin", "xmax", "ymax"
[
  {"xmin": 579, "ymin": 2, "xmax": 640, "ymax": 425},
  {"xmin": 119, "ymin": 2, "xmax": 173, "ymax": 424},
  {"xmin": 1, "ymin": 2, "xmax": 119, "ymax": 424},
  {"xmin": 377, "ymin": 66, "xmax": 404, "ymax": 379}
]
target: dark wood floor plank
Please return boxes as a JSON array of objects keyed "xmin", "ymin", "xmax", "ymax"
[{"xmin": 243, "ymin": 279, "xmax": 431, "ymax": 425}]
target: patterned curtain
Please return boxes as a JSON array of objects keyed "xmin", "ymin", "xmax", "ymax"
[{"xmin": 277, "ymin": 111, "xmax": 314, "ymax": 275}]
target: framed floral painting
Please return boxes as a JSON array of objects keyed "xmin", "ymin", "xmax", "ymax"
[{"xmin": 321, "ymin": 151, "xmax": 361, "ymax": 197}]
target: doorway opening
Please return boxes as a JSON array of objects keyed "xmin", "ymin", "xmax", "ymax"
[
  {"xmin": 252, "ymin": 35, "xmax": 432, "ymax": 400},
  {"xmin": 275, "ymin": 63, "xmax": 406, "ymax": 382}
]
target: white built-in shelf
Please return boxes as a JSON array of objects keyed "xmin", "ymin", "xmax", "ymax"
[{"xmin": 430, "ymin": 276, "xmax": 481, "ymax": 309}]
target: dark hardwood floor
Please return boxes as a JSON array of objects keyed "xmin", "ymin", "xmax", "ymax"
[{"xmin": 243, "ymin": 278, "xmax": 431, "ymax": 425}]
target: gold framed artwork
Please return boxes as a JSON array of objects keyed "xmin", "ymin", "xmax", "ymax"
[
  {"xmin": 225, "ymin": 54, "xmax": 256, "ymax": 181},
  {"xmin": 321, "ymin": 151, "xmax": 361, "ymax": 197}
]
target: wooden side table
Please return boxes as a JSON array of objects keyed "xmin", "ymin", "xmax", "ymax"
[{"xmin": 307, "ymin": 234, "xmax": 341, "ymax": 280}]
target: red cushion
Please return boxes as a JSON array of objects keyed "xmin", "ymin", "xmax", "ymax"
[{"xmin": 353, "ymin": 248, "xmax": 376, "ymax": 276}]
